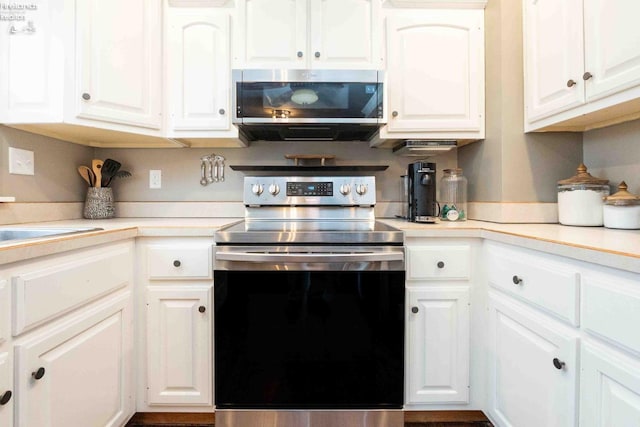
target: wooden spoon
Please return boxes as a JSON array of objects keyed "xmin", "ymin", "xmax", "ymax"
[
  {"xmin": 92, "ymin": 159, "xmax": 104, "ymax": 188},
  {"xmin": 77, "ymin": 166, "xmax": 95, "ymax": 187}
]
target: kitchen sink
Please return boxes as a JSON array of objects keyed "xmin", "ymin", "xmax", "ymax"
[{"xmin": 0, "ymin": 227, "xmax": 104, "ymax": 242}]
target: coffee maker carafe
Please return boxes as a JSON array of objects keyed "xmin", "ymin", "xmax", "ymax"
[{"xmin": 408, "ymin": 161, "xmax": 437, "ymax": 223}]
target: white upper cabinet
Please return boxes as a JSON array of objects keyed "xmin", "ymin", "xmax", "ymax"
[
  {"xmin": 0, "ymin": 0, "xmax": 64, "ymax": 123},
  {"xmin": 165, "ymin": 8, "xmax": 233, "ymax": 134},
  {"xmin": 380, "ymin": 9, "xmax": 485, "ymax": 141},
  {"xmin": 73, "ymin": 0, "xmax": 162, "ymax": 130},
  {"xmin": 235, "ymin": 0, "xmax": 382, "ymax": 69},
  {"xmin": 524, "ymin": 0, "xmax": 640, "ymax": 131},
  {"xmin": 522, "ymin": 0, "xmax": 585, "ymax": 123},
  {"xmin": 583, "ymin": 0, "xmax": 640, "ymax": 102}
]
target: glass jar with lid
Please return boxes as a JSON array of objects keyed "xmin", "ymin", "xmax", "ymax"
[
  {"xmin": 557, "ymin": 163, "xmax": 609, "ymax": 226},
  {"xmin": 603, "ymin": 182, "xmax": 640, "ymax": 229},
  {"xmin": 439, "ymin": 168, "xmax": 467, "ymax": 221}
]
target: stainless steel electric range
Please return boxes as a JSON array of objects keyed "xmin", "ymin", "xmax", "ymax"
[{"xmin": 213, "ymin": 176, "xmax": 405, "ymax": 427}]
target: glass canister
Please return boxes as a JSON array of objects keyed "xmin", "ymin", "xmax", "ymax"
[
  {"xmin": 603, "ymin": 181, "xmax": 640, "ymax": 229},
  {"xmin": 557, "ymin": 163, "xmax": 609, "ymax": 226},
  {"xmin": 439, "ymin": 168, "xmax": 467, "ymax": 221}
]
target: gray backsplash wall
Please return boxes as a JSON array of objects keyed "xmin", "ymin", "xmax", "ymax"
[
  {"xmin": 583, "ymin": 119, "xmax": 640, "ymax": 194},
  {"xmin": 0, "ymin": 125, "xmax": 457, "ymax": 209},
  {"xmin": 0, "ymin": 125, "xmax": 94, "ymax": 202},
  {"xmin": 458, "ymin": 0, "xmax": 583, "ymax": 204},
  {"xmin": 98, "ymin": 142, "xmax": 457, "ymax": 204}
]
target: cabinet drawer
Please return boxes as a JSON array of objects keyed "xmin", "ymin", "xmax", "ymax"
[
  {"xmin": 147, "ymin": 244, "xmax": 212, "ymax": 280},
  {"xmin": 12, "ymin": 244, "xmax": 132, "ymax": 336},
  {"xmin": 406, "ymin": 245, "xmax": 471, "ymax": 281},
  {"xmin": 583, "ymin": 271, "xmax": 640, "ymax": 355},
  {"xmin": 486, "ymin": 243, "xmax": 580, "ymax": 326}
]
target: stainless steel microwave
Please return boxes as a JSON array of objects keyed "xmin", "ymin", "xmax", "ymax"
[{"xmin": 232, "ymin": 69, "xmax": 385, "ymax": 142}]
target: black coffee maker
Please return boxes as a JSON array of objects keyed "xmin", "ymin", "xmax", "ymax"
[{"xmin": 407, "ymin": 161, "xmax": 437, "ymax": 223}]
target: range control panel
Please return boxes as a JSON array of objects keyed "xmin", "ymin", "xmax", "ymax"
[{"xmin": 244, "ymin": 176, "xmax": 376, "ymax": 206}]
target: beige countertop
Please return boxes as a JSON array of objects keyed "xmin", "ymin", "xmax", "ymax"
[{"xmin": 1, "ymin": 217, "xmax": 639, "ymax": 273}]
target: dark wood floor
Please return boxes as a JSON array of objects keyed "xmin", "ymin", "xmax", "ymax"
[{"xmin": 126, "ymin": 411, "xmax": 493, "ymax": 427}]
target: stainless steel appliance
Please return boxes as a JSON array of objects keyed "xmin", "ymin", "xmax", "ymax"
[
  {"xmin": 232, "ymin": 69, "xmax": 385, "ymax": 142},
  {"xmin": 213, "ymin": 176, "xmax": 404, "ymax": 427},
  {"xmin": 408, "ymin": 161, "xmax": 438, "ymax": 223}
]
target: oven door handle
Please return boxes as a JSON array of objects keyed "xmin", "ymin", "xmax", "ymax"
[{"xmin": 215, "ymin": 251, "xmax": 404, "ymax": 264}]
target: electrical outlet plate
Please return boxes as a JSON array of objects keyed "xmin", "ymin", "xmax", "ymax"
[
  {"xmin": 9, "ymin": 147, "xmax": 35, "ymax": 175},
  {"xmin": 149, "ymin": 170, "xmax": 162, "ymax": 189}
]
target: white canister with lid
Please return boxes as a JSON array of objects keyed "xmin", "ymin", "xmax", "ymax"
[
  {"xmin": 603, "ymin": 182, "xmax": 640, "ymax": 229},
  {"xmin": 557, "ymin": 164, "xmax": 609, "ymax": 226}
]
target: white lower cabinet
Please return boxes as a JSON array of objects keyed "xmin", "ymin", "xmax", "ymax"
[
  {"xmin": 138, "ymin": 237, "xmax": 214, "ymax": 411},
  {"xmin": 488, "ymin": 292, "xmax": 578, "ymax": 427},
  {"xmin": 14, "ymin": 292, "xmax": 133, "ymax": 427},
  {"xmin": 406, "ymin": 287, "xmax": 470, "ymax": 404},
  {"xmin": 581, "ymin": 341, "xmax": 640, "ymax": 426},
  {"xmin": 146, "ymin": 286, "xmax": 212, "ymax": 406},
  {"xmin": 0, "ymin": 352, "xmax": 12, "ymax": 427}
]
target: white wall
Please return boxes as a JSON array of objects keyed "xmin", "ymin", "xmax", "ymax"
[{"xmin": 583, "ymin": 119, "xmax": 640, "ymax": 195}]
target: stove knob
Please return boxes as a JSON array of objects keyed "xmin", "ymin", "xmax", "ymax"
[
  {"xmin": 339, "ymin": 184, "xmax": 351, "ymax": 195},
  {"xmin": 356, "ymin": 184, "xmax": 367, "ymax": 195},
  {"xmin": 251, "ymin": 183, "xmax": 264, "ymax": 196},
  {"xmin": 268, "ymin": 183, "xmax": 280, "ymax": 196}
]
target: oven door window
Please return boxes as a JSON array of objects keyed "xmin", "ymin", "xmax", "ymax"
[{"xmin": 214, "ymin": 270, "xmax": 404, "ymax": 409}]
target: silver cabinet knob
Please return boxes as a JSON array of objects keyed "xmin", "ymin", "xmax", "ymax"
[
  {"xmin": 314, "ymin": 51, "xmax": 320, "ymax": 58},
  {"xmin": 583, "ymin": 72, "xmax": 593, "ymax": 80},
  {"xmin": 392, "ymin": 111, "xmax": 398, "ymax": 118},
  {"xmin": 268, "ymin": 183, "xmax": 280, "ymax": 196},
  {"xmin": 297, "ymin": 51, "xmax": 303, "ymax": 58},
  {"xmin": 219, "ymin": 108, "xmax": 225, "ymax": 115},
  {"xmin": 82, "ymin": 93, "xmax": 91, "ymax": 101},
  {"xmin": 252, "ymin": 184, "xmax": 264, "ymax": 196},
  {"xmin": 567, "ymin": 79, "xmax": 577, "ymax": 87},
  {"xmin": 339, "ymin": 184, "xmax": 351, "ymax": 195}
]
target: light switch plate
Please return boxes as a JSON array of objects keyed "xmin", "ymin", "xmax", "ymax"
[{"xmin": 9, "ymin": 147, "xmax": 35, "ymax": 175}]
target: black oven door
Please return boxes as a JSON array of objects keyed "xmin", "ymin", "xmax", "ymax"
[{"xmin": 214, "ymin": 269, "xmax": 404, "ymax": 410}]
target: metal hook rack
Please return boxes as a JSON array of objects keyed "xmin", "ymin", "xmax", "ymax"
[{"xmin": 199, "ymin": 154, "xmax": 225, "ymax": 186}]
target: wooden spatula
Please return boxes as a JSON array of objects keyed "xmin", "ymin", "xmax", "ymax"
[
  {"xmin": 92, "ymin": 159, "xmax": 104, "ymax": 188},
  {"xmin": 77, "ymin": 166, "xmax": 95, "ymax": 186}
]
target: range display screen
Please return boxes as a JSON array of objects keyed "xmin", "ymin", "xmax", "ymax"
[{"xmin": 287, "ymin": 182, "xmax": 333, "ymax": 196}]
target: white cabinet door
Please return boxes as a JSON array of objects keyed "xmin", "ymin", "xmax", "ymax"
[
  {"xmin": 309, "ymin": 0, "xmax": 381, "ymax": 69},
  {"xmin": 146, "ymin": 286, "xmax": 212, "ymax": 406},
  {"xmin": 235, "ymin": 0, "xmax": 307, "ymax": 68},
  {"xmin": 385, "ymin": 10, "xmax": 484, "ymax": 136},
  {"xmin": 488, "ymin": 292, "xmax": 578, "ymax": 427},
  {"xmin": 583, "ymin": 0, "xmax": 640, "ymax": 102},
  {"xmin": 0, "ymin": 0, "xmax": 64, "ymax": 123},
  {"xmin": 166, "ymin": 9, "xmax": 231, "ymax": 132},
  {"xmin": 0, "ymin": 352, "xmax": 12, "ymax": 427},
  {"xmin": 523, "ymin": 0, "xmax": 585, "ymax": 122},
  {"xmin": 74, "ymin": 0, "xmax": 162, "ymax": 129},
  {"xmin": 581, "ymin": 342, "xmax": 640, "ymax": 427},
  {"xmin": 14, "ymin": 293, "xmax": 133, "ymax": 427},
  {"xmin": 406, "ymin": 287, "xmax": 470, "ymax": 404},
  {"xmin": 0, "ymin": 280, "xmax": 7, "ymax": 346}
]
